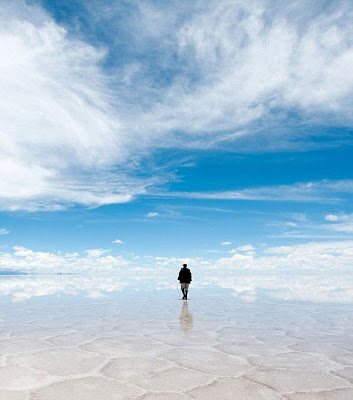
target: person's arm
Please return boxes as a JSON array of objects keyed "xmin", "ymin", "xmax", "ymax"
[{"xmin": 178, "ymin": 271, "xmax": 181, "ymax": 281}]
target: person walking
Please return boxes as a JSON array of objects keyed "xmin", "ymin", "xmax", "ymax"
[{"xmin": 178, "ymin": 263, "xmax": 192, "ymax": 300}]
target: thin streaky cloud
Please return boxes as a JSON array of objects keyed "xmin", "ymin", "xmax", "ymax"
[{"xmin": 152, "ymin": 180, "xmax": 353, "ymax": 203}]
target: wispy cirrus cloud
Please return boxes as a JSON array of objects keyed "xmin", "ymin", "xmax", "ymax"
[
  {"xmin": 267, "ymin": 211, "xmax": 353, "ymax": 240},
  {"xmin": 0, "ymin": 0, "xmax": 157, "ymax": 211},
  {"xmin": 129, "ymin": 0, "xmax": 353, "ymax": 149},
  {"xmin": 2, "ymin": 0, "xmax": 353, "ymax": 211},
  {"xmin": 157, "ymin": 180, "xmax": 353, "ymax": 203}
]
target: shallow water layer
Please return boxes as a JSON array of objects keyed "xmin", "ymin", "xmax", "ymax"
[{"xmin": 0, "ymin": 278, "xmax": 352, "ymax": 399}]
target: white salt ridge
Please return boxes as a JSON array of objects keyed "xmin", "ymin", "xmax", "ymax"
[
  {"xmin": 332, "ymin": 353, "xmax": 353, "ymax": 366},
  {"xmin": 287, "ymin": 388, "xmax": 353, "ymax": 399},
  {"xmin": 31, "ymin": 377, "xmax": 144, "ymax": 400},
  {"xmin": 46, "ymin": 332, "xmax": 93, "ymax": 346},
  {"xmin": 160, "ymin": 347, "xmax": 252, "ymax": 376},
  {"xmin": 333, "ymin": 367, "xmax": 353, "ymax": 382},
  {"xmin": 248, "ymin": 351, "xmax": 337, "ymax": 372},
  {"xmin": 131, "ymin": 366, "xmax": 213, "ymax": 392},
  {"xmin": 7, "ymin": 348, "xmax": 107, "ymax": 377},
  {"xmin": 188, "ymin": 377, "xmax": 282, "ymax": 399},
  {"xmin": 0, "ymin": 365, "xmax": 52, "ymax": 390},
  {"xmin": 244, "ymin": 369, "xmax": 350, "ymax": 393},
  {"xmin": 101, "ymin": 356, "xmax": 171, "ymax": 384},
  {"xmin": 0, "ymin": 339, "xmax": 53, "ymax": 356},
  {"xmin": 136, "ymin": 394, "xmax": 191, "ymax": 400},
  {"xmin": 288, "ymin": 342, "xmax": 348, "ymax": 356},
  {"xmin": 217, "ymin": 342, "xmax": 291, "ymax": 357}
]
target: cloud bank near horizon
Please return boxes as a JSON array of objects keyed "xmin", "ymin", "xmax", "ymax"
[
  {"xmin": 1, "ymin": 0, "xmax": 353, "ymax": 210},
  {"xmin": 1, "ymin": 240, "xmax": 353, "ymax": 303},
  {"xmin": 1, "ymin": 239, "xmax": 353, "ymax": 273}
]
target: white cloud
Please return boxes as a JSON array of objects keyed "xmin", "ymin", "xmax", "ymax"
[
  {"xmin": 0, "ymin": 228, "xmax": 10, "ymax": 235},
  {"xmin": 236, "ymin": 244, "xmax": 255, "ymax": 252},
  {"xmin": 0, "ymin": 0, "xmax": 158, "ymax": 211},
  {"xmin": 13, "ymin": 245, "xmax": 34, "ymax": 257},
  {"xmin": 0, "ymin": 274, "xmax": 127, "ymax": 302},
  {"xmin": 134, "ymin": 0, "xmax": 353, "ymax": 147},
  {"xmin": 85, "ymin": 249, "xmax": 110, "ymax": 258},
  {"xmin": 146, "ymin": 212, "xmax": 159, "ymax": 218},
  {"xmin": 65, "ymin": 252, "xmax": 79, "ymax": 258},
  {"xmin": 1, "ymin": 240, "xmax": 353, "ymax": 303},
  {"xmin": 328, "ymin": 224, "xmax": 353, "ymax": 233},
  {"xmin": 112, "ymin": 239, "xmax": 124, "ymax": 244},
  {"xmin": 221, "ymin": 241, "xmax": 232, "ymax": 246},
  {"xmin": 2, "ymin": 1, "xmax": 353, "ymax": 211},
  {"xmin": 135, "ymin": 243, "xmax": 353, "ymax": 303},
  {"xmin": 325, "ymin": 214, "xmax": 339, "ymax": 221},
  {"xmin": 0, "ymin": 246, "xmax": 127, "ymax": 273},
  {"xmin": 266, "ymin": 240, "xmax": 353, "ymax": 258},
  {"xmin": 0, "ymin": 270, "xmax": 352, "ymax": 304},
  {"xmin": 323, "ymin": 213, "xmax": 353, "ymax": 232}
]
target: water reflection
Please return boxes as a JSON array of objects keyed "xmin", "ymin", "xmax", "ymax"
[
  {"xmin": 0, "ymin": 272, "xmax": 353, "ymax": 304},
  {"xmin": 0, "ymin": 274, "xmax": 127, "ymax": 302},
  {"xmin": 179, "ymin": 300, "xmax": 193, "ymax": 335}
]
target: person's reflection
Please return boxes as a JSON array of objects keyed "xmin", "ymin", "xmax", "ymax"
[{"xmin": 179, "ymin": 300, "xmax": 193, "ymax": 335}]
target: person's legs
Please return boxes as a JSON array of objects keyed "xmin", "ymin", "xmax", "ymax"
[
  {"xmin": 181, "ymin": 284, "xmax": 186, "ymax": 299},
  {"xmin": 184, "ymin": 283, "xmax": 189, "ymax": 300}
]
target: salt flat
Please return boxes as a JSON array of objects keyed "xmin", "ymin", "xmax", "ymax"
[{"xmin": 0, "ymin": 277, "xmax": 352, "ymax": 399}]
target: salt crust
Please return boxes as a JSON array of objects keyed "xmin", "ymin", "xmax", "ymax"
[
  {"xmin": 287, "ymin": 387, "xmax": 353, "ymax": 399},
  {"xmin": 244, "ymin": 369, "xmax": 350, "ymax": 393},
  {"xmin": 0, "ymin": 293, "xmax": 352, "ymax": 399},
  {"xmin": 0, "ymin": 390, "xmax": 27, "ymax": 400},
  {"xmin": 7, "ymin": 348, "xmax": 107, "ymax": 376},
  {"xmin": 30, "ymin": 377, "xmax": 143, "ymax": 400},
  {"xmin": 333, "ymin": 367, "xmax": 353, "ymax": 382},
  {"xmin": 135, "ymin": 394, "xmax": 191, "ymax": 400},
  {"xmin": 188, "ymin": 377, "xmax": 282, "ymax": 399},
  {"xmin": 248, "ymin": 351, "xmax": 336, "ymax": 371},
  {"xmin": 0, "ymin": 365, "xmax": 51, "ymax": 390}
]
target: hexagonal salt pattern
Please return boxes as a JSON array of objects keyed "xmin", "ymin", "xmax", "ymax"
[{"xmin": 0, "ymin": 288, "xmax": 351, "ymax": 399}]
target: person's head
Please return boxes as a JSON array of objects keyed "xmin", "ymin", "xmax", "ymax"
[{"xmin": 183, "ymin": 263, "xmax": 187, "ymax": 268}]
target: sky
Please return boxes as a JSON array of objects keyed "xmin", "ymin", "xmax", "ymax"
[{"xmin": 0, "ymin": 0, "xmax": 353, "ymax": 289}]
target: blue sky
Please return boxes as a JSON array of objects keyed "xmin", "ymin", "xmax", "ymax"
[{"xmin": 0, "ymin": 0, "xmax": 353, "ymax": 275}]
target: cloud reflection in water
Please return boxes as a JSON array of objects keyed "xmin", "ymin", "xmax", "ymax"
[{"xmin": 0, "ymin": 271, "xmax": 352, "ymax": 304}]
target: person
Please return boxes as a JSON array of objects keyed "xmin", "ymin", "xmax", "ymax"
[{"xmin": 178, "ymin": 263, "xmax": 192, "ymax": 300}]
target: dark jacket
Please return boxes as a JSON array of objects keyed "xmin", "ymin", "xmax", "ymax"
[{"xmin": 178, "ymin": 268, "xmax": 192, "ymax": 283}]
